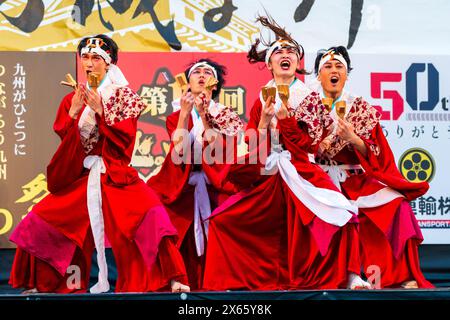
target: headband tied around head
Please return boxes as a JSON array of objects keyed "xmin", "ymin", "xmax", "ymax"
[
  {"xmin": 187, "ymin": 62, "xmax": 218, "ymax": 80},
  {"xmin": 80, "ymin": 37, "xmax": 112, "ymax": 65},
  {"xmin": 318, "ymin": 49, "xmax": 348, "ymax": 72},
  {"xmin": 80, "ymin": 37, "xmax": 128, "ymax": 87},
  {"xmin": 265, "ymin": 39, "xmax": 300, "ymax": 66}
]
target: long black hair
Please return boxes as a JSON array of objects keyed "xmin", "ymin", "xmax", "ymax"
[
  {"xmin": 184, "ymin": 58, "xmax": 227, "ymax": 99},
  {"xmin": 77, "ymin": 34, "xmax": 119, "ymax": 64},
  {"xmin": 314, "ymin": 46, "xmax": 352, "ymax": 75}
]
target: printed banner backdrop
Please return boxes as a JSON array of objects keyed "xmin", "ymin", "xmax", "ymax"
[
  {"xmin": 0, "ymin": 0, "xmax": 259, "ymax": 53},
  {"xmin": 0, "ymin": 51, "xmax": 277, "ymax": 248},
  {"xmin": 0, "ymin": 52, "xmax": 76, "ymax": 248},
  {"xmin": 0, "ymin": 0, "xmax": 449, "ymax": 245},
  {"xmin": 76, "ymin": 52, "xmax": 296, "ymax": 180},
  {"xmin": 309, "ymin": 53, "xmax": 450, "ymax": 244},
  {"xmin": 1, "ymin": 1, "xmax": 450, "ymax": 54}
]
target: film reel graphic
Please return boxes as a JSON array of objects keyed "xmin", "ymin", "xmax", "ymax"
[{"xmin": 399, "ymin": 148, "xmax": 435, "ymax": 183}]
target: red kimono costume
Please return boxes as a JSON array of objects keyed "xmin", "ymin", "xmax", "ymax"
[
  {"xmin": 316, "ymin": 91, "xmax": 433, "ymax": 288},
  {"xmin": 9, "ymin": 81, "xmax": 187, "ymax": 293},
  {"xmin": 147, "ymin": 99, "xmax": 242, "ymax": 290},
  {"xmin": 203, "ymin": 79, "xmax": 362, "ymax": 290}
]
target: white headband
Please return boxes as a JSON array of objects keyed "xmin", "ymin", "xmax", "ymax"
[
  {"xmin": 265, "ymin": 39, "xmax": 300, "ymax": 66},
  {"xmin": 318, "ymin": 50, "xmax": 348, "ymax": 72},
  {"xmin": 80, "ymin": 38, "xmax": 112, "ymax": 65},
  {"xmin": 187, "ymin": 62, "xmax": 218, "ymax": 80},
  {"xmin": 80, "ymin": 38, "xmax": 128, "ymax": 87}
]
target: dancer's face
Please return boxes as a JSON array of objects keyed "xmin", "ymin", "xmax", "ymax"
[
  {"xmin": 268, "ymin": 47, "xmax": 300, "ymax": 82},
  {"xmin": 318, "ymin": 59, "xmax": 347, "ymax": 97},
  {"xmin": 80, "ymin": 52, "xmax": 108, "ymax": 82},
  {"xmin": 188, "ymin": 66, "xmax": 217, "ymax": 95}
]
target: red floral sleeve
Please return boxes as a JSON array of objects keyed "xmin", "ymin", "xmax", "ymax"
[
  {"xmin": 293, "ymin": 91, "xmax": 332, "ymax": 146},
  {"xmin": 347, "ymin": 97, "xmax": 381, "ymax": 156},
  {"xmin": 204, "ymin": 105, "xmax": 243, "ymax": 136},
  {"xmin": 103, "ymin": 87, "xmax": 147, "ymax": 127}
]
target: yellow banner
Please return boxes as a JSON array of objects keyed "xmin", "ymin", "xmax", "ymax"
[{"xmin": 0, "ymin": 0, "xmax": 258, "ymax": 52}]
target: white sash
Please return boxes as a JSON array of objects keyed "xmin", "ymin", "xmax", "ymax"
[
  {"xmin": 265, "ymin": 150, "xmax": 356, "ymax": 227},
  {"xmin": 188, "ymin": 171, "xmax": 211, "ymax": 256},
  {"xmin": 320, "ymin": 164, "xmax": 405, "ymax": 209},
  {"xmin": 352, "ymin": 187, "xmax": 405, "ymax": 209},
  {"xmin": 83, "ymin": 155, "xmax": 109, "ymax": 293},
  {"xmin": 319, "ymin": 164, "xmax": 363, "ymax": 191}
]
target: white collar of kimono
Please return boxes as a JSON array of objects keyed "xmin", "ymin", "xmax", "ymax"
[
  {"xmin": 265, "ymin": 39, "xmax": 300, "ymax": 66},
  {"xmin": 259, "ymin": 78, "xmax": 311, "ymax": 113},
  {"xmin": 259, "ymin": 78, "xmax": 311, "ymax": 130},
  {"xmin": 172, "ymin": 98, "xmax": 224, "ymax": 116},
  {"xmin": 85, "ymin": 64, "xmax": 129, "ymax": 100},
  {"xmin": 81, "ymin": 65, "xmax": 129, "ymax": 136},
  {"xmin": 318, "ymin": 50, "xmax": 348, "ymax": 72},
  {"xmin": 318, "ymin": 88, "xmax": 355, "ymax": 128},
  {"xmin": 171, "ymin": 99, "xmax": 226, "ymax": 144},
  {"xmin": 319, "ymin": 88, "xmax": 353, "ymax": 107},
  {"xmin": 187, "ymin": 62, "xmax": 218, "ymax": 80}
]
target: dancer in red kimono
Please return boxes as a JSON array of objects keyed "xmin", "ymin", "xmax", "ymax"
[
  {"xmin": 203, "ymin": 16, "xmax": 371, "ymax": 291},
  {"xmin": 312, "ymin": 46, "xmax": 433, "ymax": 288},
  {"xmin": 9, "ymin": 34, "xmax": 190, "ymax": 293},
  {"xmin": 147, "ymin": 59, "xmax": 243, "ymax": 290}
]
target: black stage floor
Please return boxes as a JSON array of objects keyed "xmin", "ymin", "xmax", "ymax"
[
  {"xmin": 1, "ymin": 246, "xmax": 449, "ymax": 302},
  {"xmin": 0, "ymin": 288, "xmax": 450, "ymax": 300}
]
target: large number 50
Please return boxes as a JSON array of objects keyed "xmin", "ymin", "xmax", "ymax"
[
  {"xmin": 371, "ymin": 64, "xmax": 439, "ymax": 120},
  {"xmin": 370, "ymin": 72, "xmax": 403, "ymax": 120},
  {"xmin": 370, "ymin": 72, "xmax": 404, "ymax": 120}
]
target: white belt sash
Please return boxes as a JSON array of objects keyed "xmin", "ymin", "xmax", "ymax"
[
  {"xmin": 188, "ymin": 171, "xmax": 211, "ymax": 257},
  {"xmin": 265, "ymin": 150, "xmax": 356, "ymax": 227},
  {"xmin": 83, "ymin": 155, "xmax": 109, "ymax": 294},
  {"xmin": 319, "ymin": 164, "xmax": 363, "ymax": 191},
  {"xmin": 320, "ymin": 164, "xmax": 405, "ymax": 209},
  {"xmin": 352, "ymin": 187, "xmax": 405, "ymax": 209}
]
